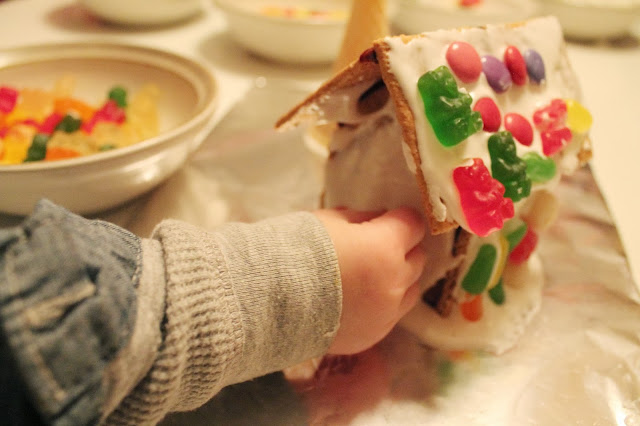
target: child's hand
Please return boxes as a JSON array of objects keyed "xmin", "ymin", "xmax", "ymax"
[{"xmin": 313, "ymin": 207, "xmax": 427, "ymax": 355}]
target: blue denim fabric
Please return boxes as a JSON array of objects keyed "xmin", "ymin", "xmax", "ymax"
[{"xmin": 0, "ymin": 199, "xmax": 141, "ymax": 425}]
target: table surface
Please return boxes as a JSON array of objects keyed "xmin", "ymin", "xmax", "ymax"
[{"xmin": 0, "ymin": 0, "xmax": 638, "ymax": 283}]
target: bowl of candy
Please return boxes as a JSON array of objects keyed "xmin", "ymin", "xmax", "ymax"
[
  {"xmin": 214, "ymin": 0, "xmax": 349, "ymax": 64},
  {"xmin": 0, "ymin": 42, "xmax": 217, "ymax": 216},
  {"xmin": 391, "ymin": 0, "xmax": 539, "ymax": 34},
  {"xmin": 537, "ymin": 0, "xmax": 640, "ymax": 40}
]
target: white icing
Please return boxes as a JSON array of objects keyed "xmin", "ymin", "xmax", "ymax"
[
  {"xmin": 384, "ymin": 16, "xmax": 583, "ymax": 230},
  {"xmin": 399, "ymin": 253, "xmax": 544, "ymax": 354}
]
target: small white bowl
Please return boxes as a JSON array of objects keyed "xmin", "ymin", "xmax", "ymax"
[
  {"xmin": 79, "ymin": 0, "xmax": 203, "ymax": 26},
  {"xmin": 537, "ymin": 0, "xmax": 640, "ymax": 40},
  {"xmin": 0, "ymin": 42, "xmax": 217, "ymax": 216},
  {"xmin": 392, "ymin": 0, "xmax": 539, "ymax": 34},
  {"xmin": 214, "ymin": 0, "xmax": 349, "ymax": 64}
]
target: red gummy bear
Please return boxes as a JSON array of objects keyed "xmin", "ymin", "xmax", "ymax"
[
  {"xmin": 0, "ymin": 86, "xmax": 18, "ymax": 114},
  {"xmin": 453, "ymin": 158, "xmax": 515, "ymax": 237},
  {"xmin": 533, "ymin": 99, "xmax": 572, "ymax": 156},
  {"xmin": 82, "ymin": 100, "xmax": 126, "ymax": 134},
  {"xmin": 509, "ymin": 227, "xmax": 538, "ymax": 264}
]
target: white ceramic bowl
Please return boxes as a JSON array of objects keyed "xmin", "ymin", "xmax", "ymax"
[
  {"xmin": 392, "ymin": 0, "xmax": 539, "ymax": 34},
  {"xmin": 0, "ymin": 42, "xmax": 217, "ymax": 216},
  {"xmin": 537, "ymin": 0, "xmax": 640, "ymax": 40},
  {"xmin": 79, "ymin": 0, "xmax": 203, "ymax": 26},
  {"xmin": 214, "ymin": 0, "xmax": 349, "ymax": 64}
]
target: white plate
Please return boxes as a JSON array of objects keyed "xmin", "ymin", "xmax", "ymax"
[
  {"xmin": 0, "ymin": 42, "xmax": 217, "ymax": 216},
  {"xmin": 391, "ymin": 0, "xmax": 539, "ymax": 34},
  {"xmin": 538, "ymin": 0, "xmax": 640, "ymax": 40}
]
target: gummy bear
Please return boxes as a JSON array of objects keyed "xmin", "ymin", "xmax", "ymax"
[
  {"xmin": 522, "ymin": 152, "xmax": 556, "ymax": 183},
  {"xmin": 461, "ymin": 244, "xmax": 497, "ymax": 295},
  {"xmin": 453, "ymin": 158, "xmax": 514, "ymax": 236},
  {"xmin": 503, "ymin": 220, "xmax": 528, "ymax": 253},
  {"xmin": 82, "ymin": 100, "xmax": 126, "ymax": 134},
  {"xmin": 108, "ymin": 86, "xmax": 128, "ymax": 108},
  {"xmin": 509, "ymin": 227, "xmax": 538, "ymax": 264},
  {"xmin": 38, "ymin": 113, "xmax": 64, "ymax": 135},
  {"xmin": 488, "ymin": 131, "xmax": 531, "ymax": 202},
  {"xmin": 24, "ymin": 133, "xmax": 48, "ymax": 162},
  {"xmin": 418, "ymin": 66, "xmax": 483, "ymax": 147},
  {"xmin": 0, "ymin": 86, "xmax": 18, "ymax": 114},
  {"xmin": 533, "ymin": 99, "xmax": 572, "ymax": 156}
]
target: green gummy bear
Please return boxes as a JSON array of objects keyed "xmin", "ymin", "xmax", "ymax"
[
  {"xmin": 24, "ymin": 133, "xmax": 48, "ymax": 162},
  {"xmin": 55, "ymin": 114, "xmax": 82, "ymax": 133},
  {"xmin": 108, "ymin": 86, "xmax": 128, "ymax": 108},
  {"xmin": 418, "ymin": 66, "xmax": 483, "ymax": 147},
  {"xmin": 523, "ymin": 152, "xmax": 556, "ymax": 183},
  {"xmin": 461, "ymin": 244, "xmax": 497, "ymax": 295},
  {"xmin": 488, "ymin": 131, "xmax": 532, "ymax": 202}
]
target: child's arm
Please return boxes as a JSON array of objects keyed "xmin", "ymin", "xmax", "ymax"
[{"xmin": 0, "ymin": 199, "xmax": 425, "ymax": 425}]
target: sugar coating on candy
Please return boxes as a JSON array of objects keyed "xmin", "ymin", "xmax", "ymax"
[
  {"xmin": 524, "ymin": 49, "xmax": 545, "ymax": 84},
  {"xmin": 461, "ymin": 244, "xmax": 497, "ymax": 295},
  {"xmin": 0, "ymin": 87, "xmax": 18, "ymax": 113},
  {"xmin": 418, "ymin": 66, "xmax": 483, "ymax": 147},
  {"xmin": 488, "ymin": 131, "xmax": 532, "ymax": 202},
  {"xmin": 446, "ymin": 41, "xmax": 482, "ymax": 83},
  {"xmin": 509, "ymin": 227, "xmax": 538, "ymax": 264},
  {"xmin": 522, "ymin": 152, "xmax": 556, "ymax": 183},
  {"xmin": 504, "ymin": 113, "xmax": 533, "ymax": 146},
  {"xmin": 533, "ymin": 99, "xmax": 572, "ymax": 156},
  {"xmin": 503, "ymin": 46, "xmax": 527, "ymax": 86},
  {"xmin": 481, "ymin": 55, "xmax": 512, "ymax": 93},
  {"xmin": 473, "ymin": 97, "xmax": 501, "ymax": 132},
  {"xmin": 566, "ymin": 99, "xmax": 593, "ymax": 133},
  {"xmin": 453, "ymin": 158, "xmax": 514, "ymax": 237}
]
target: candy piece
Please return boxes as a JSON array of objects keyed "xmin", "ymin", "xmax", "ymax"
[
  {"xmin": 24, "ymin": 133, "xmax": 49, "ymax": 162},
  {"xmin": 453, "ymin": 158, "xmax": 514, "ymax": 236},
  {"xmin": 461, "ymin": 244, "xmax": 497, "ymax": 294},
  {"xmin": 487, "ymin": 235, "xmax": 509, "ymax": 290},
  {"xmin": 418, "ymin": 66, "xmax": 483, "ymax": 147},
  {"xmin": 38, "ymin": 113, "xmax": 63, "ymax": 135},
  {"xmin": 533, "ymin": 99, "xmax": 572, "ymax": 156},
  {"xmin": 488, "ymin": 280, "xmax": 506, "ymax": 305},
  {"xmin": 45, "ymin": 146, "xmax": 81, "ymax": 161},
  {"xmin": 524, "ymin": 49, "xmax": 545, "ymax": 84},
  {"xmin": 521, "ymin": 190, "xmax": 559, "ymax": 232},
  {"xmin": 473, "ymin": 97, "xmax": 501, "ymax": 132},
  {"xmin": 481, "ymin": 55, "xmax": 512, "ymax": 93},
  {"xmin": 459, "ymin": 0, "xmax": 482, "ymax": 6},
  {"xmin": 108, "ymin": 86, "xmax": 128, "ymax": 108},
  {"xmin": 503, "ymin": 220, "xmax": 528, "ymax": 253},
  {"xmin": 504, "ymin": 113, "xmax": 533, "ymax": 146},
  {"xmin": 54, "ymin": 97, "xmax": 95, "ymax": 122},
  {"xmin": 460, "ymin": 294, "xmax": 483, "ymax": 322},
  {"xmin": 446, "ymin": 42, "xmax": 482, "ymax": 83},
  {"xmin": 509, "ymin": 227, "xmax": 538, "ymax": 264},
  {"xmin": 522, "ymin": 152, "xmax": 556, "ymax": 183},
  {"xmin": 55, "ymin": 114, "xmax": 83, "ymax": 133},
  {"xmin": 0, "ymin": 86, "xmax": 19, "ymax": 113},
  {"xmin": 82, "ymin": 100, "xmax": 126, "ymax": 134},
  {"xmin": 566, "ymin": 99, "xmax": 593, "ymax": 133},
  {"xmin": 503, "ymin": 46, "xmax": 527, "ymax": 86},
  {"xmin": 488, "ymin": 131, "xmax": 531, "ymax": 202}
]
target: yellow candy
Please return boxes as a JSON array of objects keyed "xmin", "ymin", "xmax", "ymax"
[
  {"xmin": 566, "ymin": 99, "xmax": 592, "ymax": 134},
  {"xmin": 0, "ymin": 133, "xmax": 31, "ymax": 164}
]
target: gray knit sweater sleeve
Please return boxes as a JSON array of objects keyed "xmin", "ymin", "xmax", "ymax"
[{"xmin": 105, "ymin": 212, "xmax": 342, "ymax": 425}]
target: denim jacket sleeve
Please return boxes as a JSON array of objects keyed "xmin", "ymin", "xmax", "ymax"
[{"xmin": 0, "ymin": 199, "xmax": 341, "ymax": 425}]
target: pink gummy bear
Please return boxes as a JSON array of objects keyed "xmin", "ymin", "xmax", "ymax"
[{"xmin": 453, "ymin": 158, "xmax": 514, "ymax": 237}]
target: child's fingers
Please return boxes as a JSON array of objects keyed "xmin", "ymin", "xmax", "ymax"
[
  {"xmin": 398, "ymin": 281, "xmax": 421, "ymax": 316},
  {"xmin": 331, "ymin": 207, "xmax": 386, "ymax": 224},
  {"xmin": 370, "ymin": 207, "xmax": 426, "ymax": 251},
  {"xmin": 405, "ymin": 244, "xmax": 427, "ymax": 286}
]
